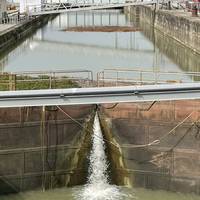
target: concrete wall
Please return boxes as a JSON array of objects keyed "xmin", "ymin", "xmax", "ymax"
[
  {"xmin": 0, "ymin": 15, "xmax": 53, "ymax": 55},
  {"xmin": 138, "ymin": 19, "xmax": 200, "ymax": 72},
  {"xmin": 100, "ymin": 100, "xmax": 200, "ymax": 194},
  {"xmin": 124, "ymin": 6, "xmax": 200, "ymax": 54},
  {"xmin": 0, "ymin": 105, "xmax": 94, "ymax": 194}
]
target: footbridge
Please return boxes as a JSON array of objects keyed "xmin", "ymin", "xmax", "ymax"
[
  {"xmin": 27, "ymin": 0, "xmax": 158, "ymax": 16},
  {"xmin": 1, "ymin": 83, "xmax": 200, "ymax": 108}
]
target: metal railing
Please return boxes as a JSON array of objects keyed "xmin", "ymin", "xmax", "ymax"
[
  {"xmin": 97, "ymin": 68, "xmax": 200, "ymax": 86},
  {"xmin": 0, "ymin": 70, "xmax": 93, "ymax": 91},
  {"xmin": 26, "ymin": 0, "xmax": 157, "ymax": 15},
  {"xmin": 0, "ymin": 13, "xmax": 35, "ymax": 25}
]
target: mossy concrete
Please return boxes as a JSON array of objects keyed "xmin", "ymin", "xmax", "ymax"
[
  {"xmin": 100, "ymin": 100, "xmax": 200, "ymax": 194},
  {"xmin": 98, "ymin": 112, "xmax": 132, "ymax": 187},
  {"xmin": 0, "ymin": 105, "xmax": 95, "ymax": 194}
]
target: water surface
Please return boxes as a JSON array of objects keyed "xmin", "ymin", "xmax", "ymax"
[
  {"xmin": 1, "ymin": 186, "xmax": 200, "ymax": 200},
  {"xmin": 0, "ymin": 10, "xmax": 184, "ymax": 74}
]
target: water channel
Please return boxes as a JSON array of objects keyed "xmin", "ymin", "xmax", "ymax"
[
  {"xmin": 1, "ymin": 114, "xmax": 200, "ymax": 200},
  {"xmin": 0, "ymin": 9, "xmax": 200, "ymax": 200}
]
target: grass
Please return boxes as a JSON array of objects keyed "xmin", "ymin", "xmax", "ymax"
[{"xmin": 0, "ymin": 74, "xmax": 79, "ymax": 91}]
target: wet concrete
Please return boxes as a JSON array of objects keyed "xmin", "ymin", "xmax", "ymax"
[
  {"xmin": 0, "ymin": 105, "xmax": 95, "ymax": 194},
  {"xmin": 99, "ymin": 100, "xmax": 200, "ymax": 194}
]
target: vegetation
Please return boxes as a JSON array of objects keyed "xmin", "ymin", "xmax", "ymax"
[{"xmin": 0, "ymin": 74, "xmax": 79, "ymax": 91}]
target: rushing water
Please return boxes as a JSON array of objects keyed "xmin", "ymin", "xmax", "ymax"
[{"xmin": 75, "ymin": 114, "xmax": 129, "ymax": 200}]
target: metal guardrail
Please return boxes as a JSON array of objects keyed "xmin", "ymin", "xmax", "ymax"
[
  {"xmin": 0, "ymin": 70, "xmax": 94, "ymax": 90},
  {"xmin": 97, "ymin": 68, "xmax": 200, "ymax": 86},
  {"xmin": 1, "ymin": 82, "xmax": 200, "ymax": 107},
  {"xmin": 26, "ymin": 0, "xmax": 157, "ymax": 15},
  {"xmin": 0, "ymin": 14, "xmax": 34, "ymax": 25}
]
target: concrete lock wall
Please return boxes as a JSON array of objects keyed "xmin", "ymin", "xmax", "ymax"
[
  {"xmin": 100, "ymin": 100, "xmax": 200, "ymax": 194},
  {"xmin": 137, "ymin": 19, "xmax": 200, "ymax": 72},
  {"xmin": 0, "ymin": 105, "xmax": 95, "ymax": 195},
  {"xmin": 0, "ymin": 15, "xmax": 55, "ymax": 55},
  {"xmin": 124, "ymin": 6, "xmax": 200, "ymax": 54}
]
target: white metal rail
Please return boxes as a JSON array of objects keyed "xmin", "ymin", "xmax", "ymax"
[
  {"xmin": 97, "ymin": 68, "xmax": 200, "ymax": 86},
  {"xmin": 1, "ymin": 83, "xmax": 200, "ymax": 107}
]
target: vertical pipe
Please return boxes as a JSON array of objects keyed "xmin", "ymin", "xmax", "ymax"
[
  {"xmin": 59, "ymin": 14, "xmax": 61, "ymax": 28},
  {"xmin": 84, "ymin": 12, "xmax": 86, "ymax": 26},
  {"xmin": 92, "ymin": 12, "xmax": 94, "ymax": 26},
  {"xmin": 41, "ymin": 106, "xmax": 46, "ymax": 191},
  {"xmin": 67, "ymin": 12, "xmax": 69, "ymax": 27},
  {"xmin": 76, "ymin": 12, "xmax": 78, "ymax": 26},
  {"xmin": 117, "ymin": 12, "xmax": 119, "ymax": 26},
  {"xmin": 100, "ymin": 12, "xmax": 103, "ymax": 26}
]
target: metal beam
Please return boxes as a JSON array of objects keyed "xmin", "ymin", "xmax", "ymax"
[
  {"xmin": 30, "ymin": 1, "xmax": 157, "ymax": 16},
  {"xmin": 1, "ymin": 83, "xmax": 200, "ymax": 108}
]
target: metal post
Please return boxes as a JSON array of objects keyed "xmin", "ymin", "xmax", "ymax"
[
  {"xmin": 76, "ymin": 12, "xmax": 78, "ymax": 26},
  {"xmin": 9, "ymin": 74, "xmax": 16, "ymax": 91},
  {"xmin": 92, "ymin": 12, "xmax": 94, "ymax": 26},
  {"xmin": 100, "ymin": 12, "xmax": 103, "ymax": 25},
  {"xmin": 67, "ymin": 12, "xmax": 69, "ymax": 27},
  {"xmin": 84, "ymin": 12, "xmax": 86, "ymax": 26},
  {"xmin": 117, "ymin": 12, "xmax": 119, "ymax": 26}
]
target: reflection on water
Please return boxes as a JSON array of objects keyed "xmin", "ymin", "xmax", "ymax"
[{"xmin": 0, "ymin": 10, "xmax": 182, "ymax": 74}]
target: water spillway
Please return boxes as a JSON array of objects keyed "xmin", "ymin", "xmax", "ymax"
[
  {"xmin": 1, "ymin": 112, "xmax": 200, "ymax": 199},
  {"xmin": 79, "ymin": 113, "xmax": 123, "ymax": 200}
]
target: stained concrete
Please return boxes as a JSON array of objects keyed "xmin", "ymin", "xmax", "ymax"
[
  {"xmin": 100, "ymin": 100, "xmax": 200, "ymax": 194},
  {"xmin": 124, "ymin": 6, "xmax": 200, "ymax": 54},
  {"xmin": 0, "ymin": 105, "xmax": 95, "ymax": 194}
]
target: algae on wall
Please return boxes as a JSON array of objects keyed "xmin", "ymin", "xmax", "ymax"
[
  {"xmin": 0, "ymin": 105, "xmax": 95, "ymax": 194},
  {"xmin": 98, "ymin": 112, "xmax": 132, "ymax": 187}
]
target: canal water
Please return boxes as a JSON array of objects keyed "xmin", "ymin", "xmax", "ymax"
[
  {"xmin": 1, "ymin": 9, "xmax": 199, "ymax": 75},
  {"xmin": 1, "ymin": 114, "xmax": 200, "ymax": 200}
]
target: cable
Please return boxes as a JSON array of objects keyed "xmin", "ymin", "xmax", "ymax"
[
  {"xmin": 103, "ymin": 103, "xmax": 119, "ymax": 110},
  {"xmin": 57, "ymin": 105, "xmax": 119, "ymax": 148},
  {"xmin": 155, "ymin": 111, "xmax": 194, "ymax": 144},
  {"xmin": 45, "ymin": 108, "xmax": 58, "ymax": 172},
  {"xmin": 56, "ymin": 106, "xmax": 198, "ymax": 167},
  {"xmin": 138, "ymin": 101, "xmax": 157, "ymax": 111},
  {"xmin": 57, "ymin": 105, "xmax": 162, "ymax": 149}
]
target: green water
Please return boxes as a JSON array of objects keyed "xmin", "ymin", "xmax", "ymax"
[{"xmin": 1, "ymin": 186, "xmax": 200, "ymax": 200}]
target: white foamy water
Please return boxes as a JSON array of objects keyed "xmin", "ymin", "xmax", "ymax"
[{"xmin": 76, "ymin": 113, "xmax": 131, "ymax": 200}]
